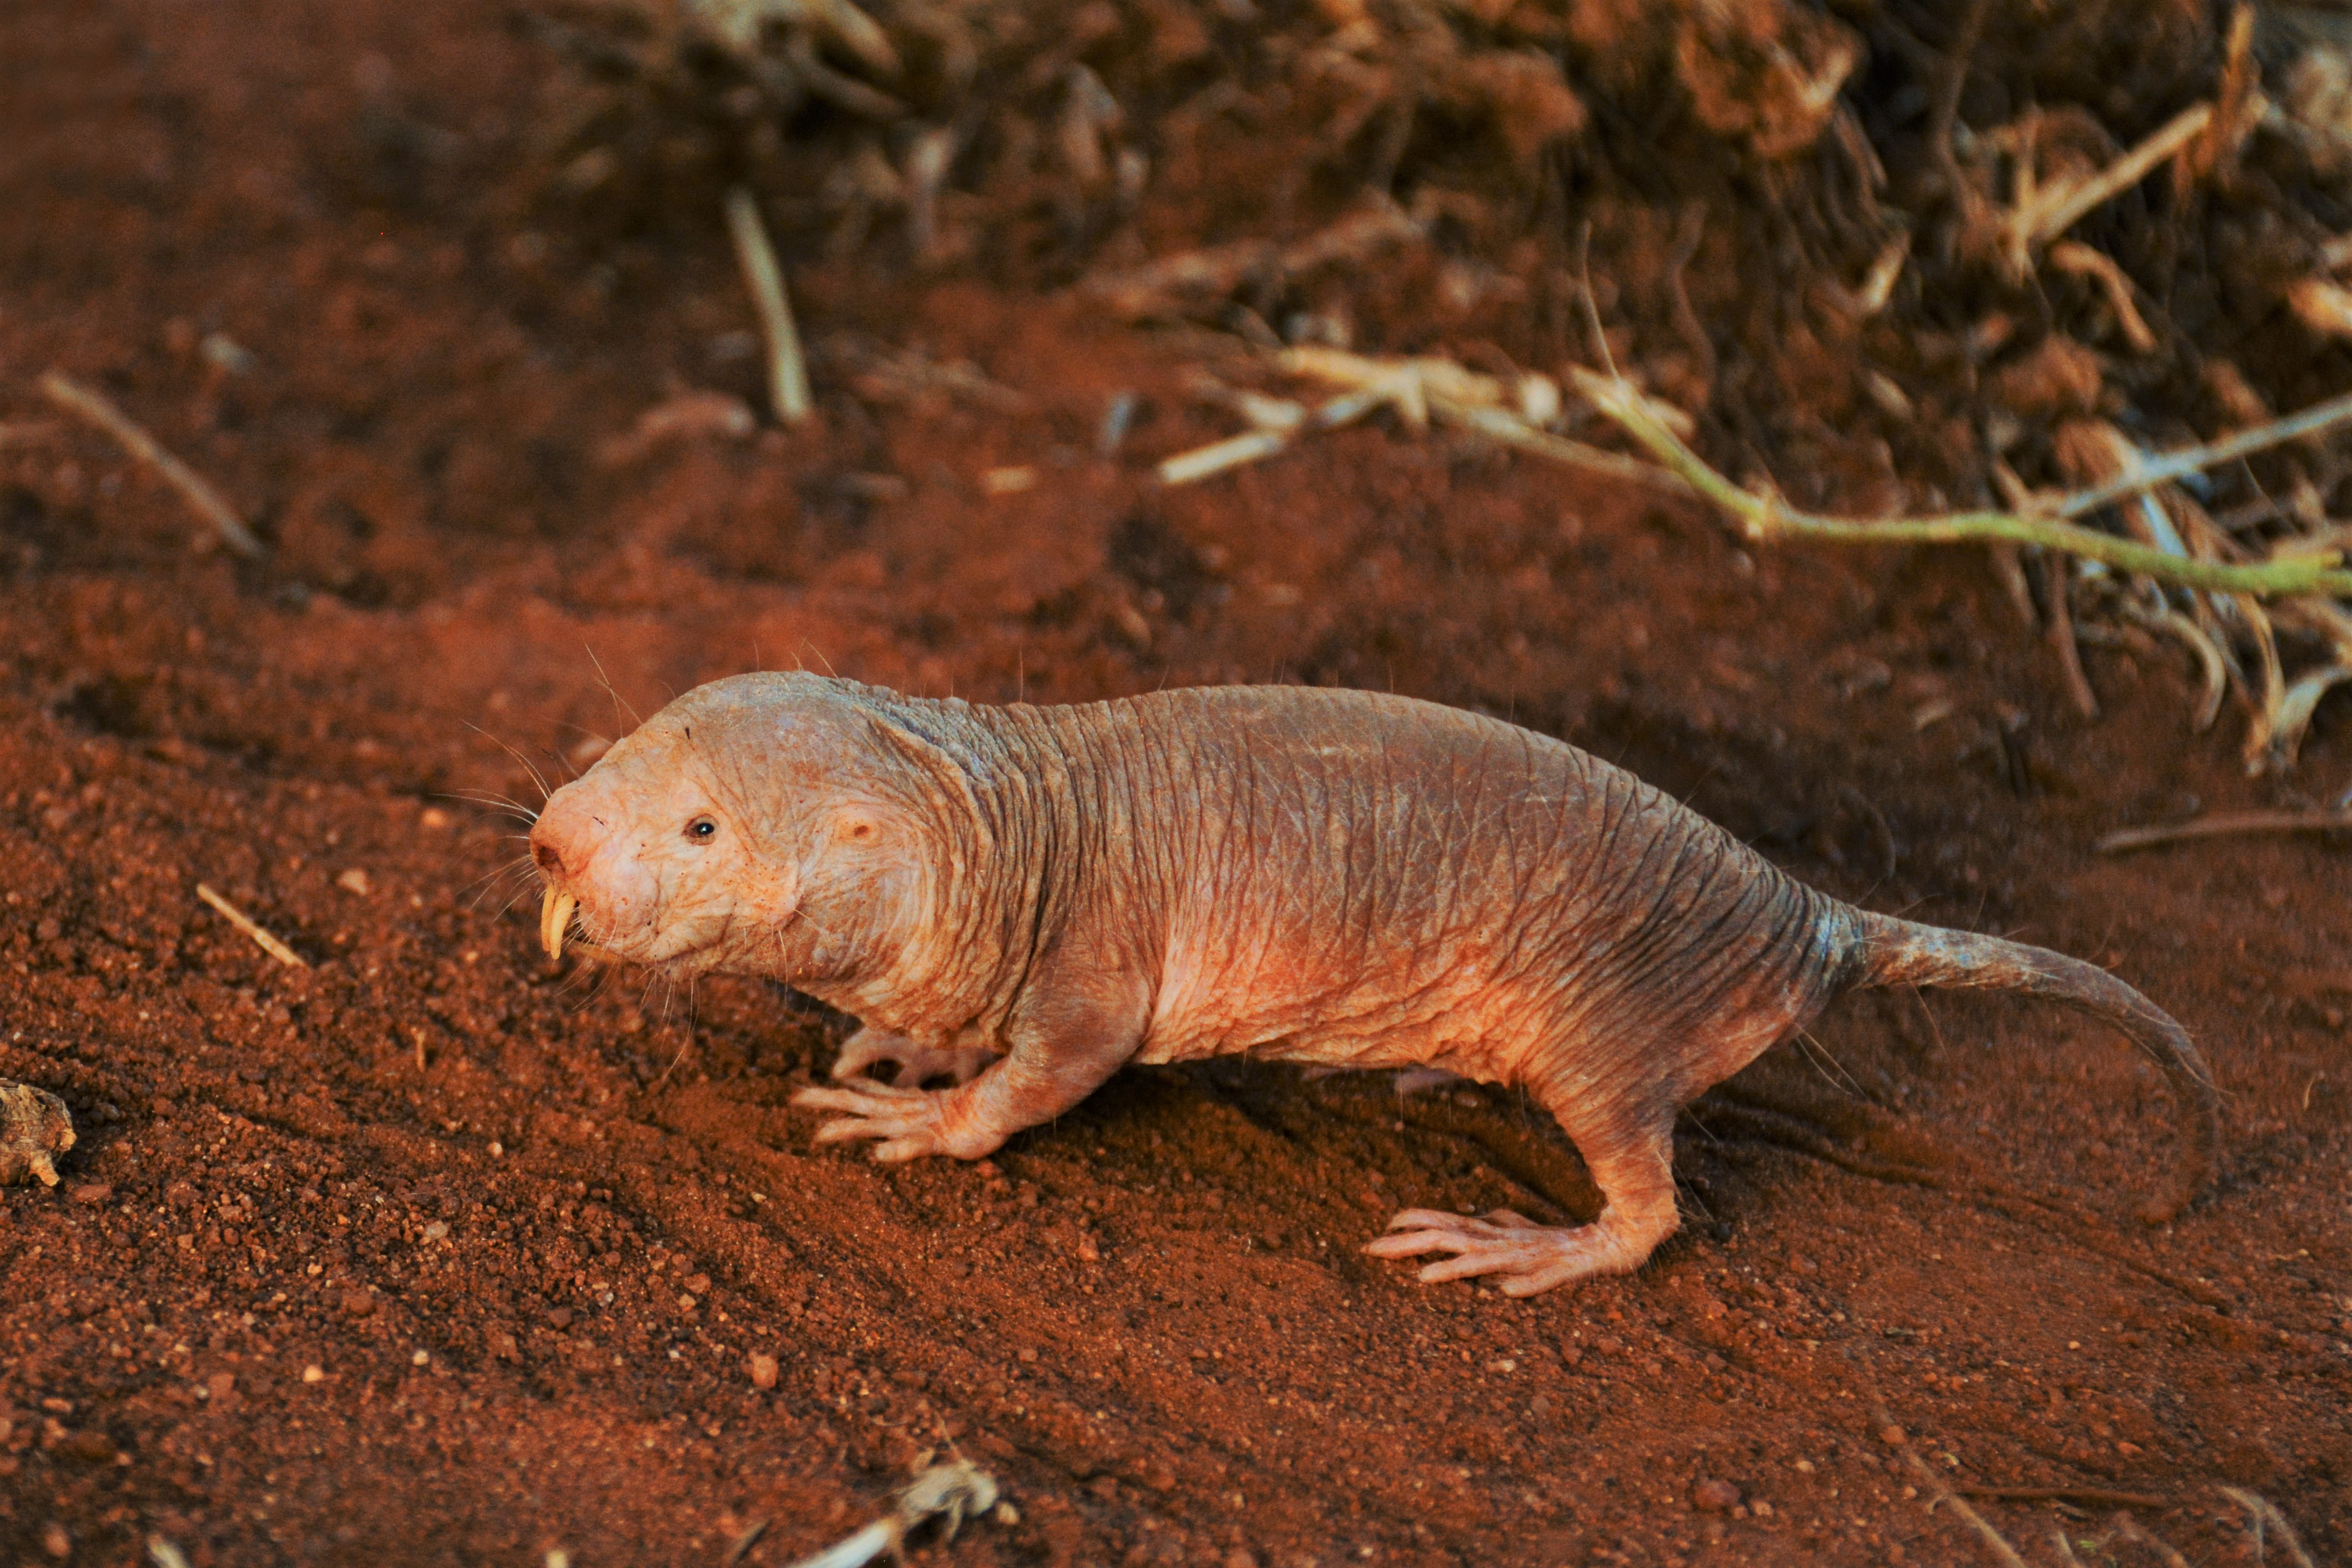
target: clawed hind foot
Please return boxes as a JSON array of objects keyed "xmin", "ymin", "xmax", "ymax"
[
  {"xmin": 830, "ymin": 1027, "xmax": 997, "ymax": 1089},
  {"xmin": 0, "ymin": 1080, "xmax": 75, "ymax": 1188},
  {"xmin": 1362, "ymin": 1205, "xmax": 1666, "ymax": 1297}
]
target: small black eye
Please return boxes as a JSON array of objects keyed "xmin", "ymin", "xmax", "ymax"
[{"xmin": 687, "ymin": 817, "xmax": 717, "ymax": 840}]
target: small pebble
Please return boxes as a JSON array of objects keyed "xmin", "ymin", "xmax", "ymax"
[
  {"xmin": 335, "ymin": 869, "xmax": 372, "ymax": 896},
  {"xmin": 343, "ymin": 1290, "xmax": 377, "ymax": 1318},
  {"xmin": 1693, "ymin": 1478, "xmax": 1741, "ymax": 1512},
  {"xmin": 42, "ymin": 1523, "xmax": 69, "ymax": 1559},
  {"xmin": 685, "ymin": 1274, "xmax": 712, "ymax": 1296},
  {"xmin": 422, "ymin": 1221, "xmax": 449, "ymax": 1242},
  {"xmin": 749, "ymin": 1352, "xmax": 780, "ymax": 1391},
  {"xmin": 68, "ymin": 1183, "xmax": 112, "ymax": 1205},
  {"xmin": 547, "ymin": 1307, "xmax": 574, "ymax": 1331},
  {"xmin": 411, "ymin": 1350, "xmax": 429, "ymax": 1367},
  {"xmin": 302, "ymin": 1364, "xmax": 325, "ymax": 1383}
]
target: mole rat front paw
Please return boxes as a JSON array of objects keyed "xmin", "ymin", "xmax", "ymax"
[
  {"xmin": 0, "ymin": 1080, "xmax": 76, "ymax": 1187},
  {"xmin": 831, "ymin": 1028, "xmax": 997, "ymax": 1090},
  {"xmin": 792, "ymin": 1083, "xmax": 1003, "ymax": 1163}
]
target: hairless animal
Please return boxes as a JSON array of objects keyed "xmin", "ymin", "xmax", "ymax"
[{"xmin": 526, "ymin": 673, "xmax": 2219, "ymax": 1296}]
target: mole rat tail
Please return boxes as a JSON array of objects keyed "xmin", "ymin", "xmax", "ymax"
[{"xmin": 1843, "ymin": 910, "xmax": 2220, "ymax": 1226}]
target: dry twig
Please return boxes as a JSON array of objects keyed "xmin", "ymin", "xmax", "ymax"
[
  {"xmin": 2015, "ymin": 102, "xmax": 2215, "ymax": 256},
  {"xmin": 1084, "ymin": 202, "xmax": 1424, "ymax": 320},
  {"xmin": 724, "ymin": 186, "xmax": 813, "ymax": 425},
  {"xmin": 2097, "ymin": 808, "xmax": 2352, "ymax": 853},
  {"xmin": 39, "ymin": 371, "xmax": 264, "ymax": 559},
  {"xmin": 2053, "ymin": 387, "xmax": 2352, "ymax": 522},
  {"xmin": 195, "ymin": 883, "xmax": 307, "ymax": 969}
]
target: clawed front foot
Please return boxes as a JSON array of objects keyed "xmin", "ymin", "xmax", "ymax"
[
  {"xmin": 791, "ymin": 1082, "xmax": 1003, "ymax": 1163},
  {"xmin": 0, "ymin": 1080, "xmax": 75, "ymax": 1188},
  {"xmin": 1362, "ymin": 1207, "xmax": 1649, "ymax": 1297},
  {"xmin": 831, "ymin": 1027, "xmax": 997, "ymax": 1089}
]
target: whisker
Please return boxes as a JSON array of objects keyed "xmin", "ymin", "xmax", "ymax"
[
  {"xmin": 464, "ymin": 856, "xmax": 539, "ymax": 912},
  {"xmin": 437, "ymin": 789, "xmax": 543, "ymax": 824},
  {"xmin": 586, "ymin": 646, "xmax": 642, "ymax": 730},
  {"xmin": 463, "ymin": 721, "xmax": 558, "ymax": 805},
  {"xmin": 651, "ymin": 977, "xmax": 699, "ymax": 1092}
]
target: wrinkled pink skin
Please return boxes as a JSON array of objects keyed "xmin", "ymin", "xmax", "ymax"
[{"xmin": 529, "ymin": 674, "xmax": 2216, "ymax": 1296}]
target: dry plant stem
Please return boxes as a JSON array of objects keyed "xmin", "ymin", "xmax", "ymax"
[
  {"xmin": 194, "ymin": 883, "xmax": 307, "ymax": 968},
  {"xmin": 2056, "ymin": 386, "xmax": 2352, "ymax": 521},
  {"xmin": 2023, "ymin": 102, "xmax": 2215, "ymax": 248},
  {"xmin": 1085, "ymin": 202, "xmax": 1422, "ymax": 319},
  {"xmin": 2123, "ymin": 604, "xmax": 2227, "ymax": 731},
  {"xmin": 2048, "ymin": 242, "xmax": 2158, "ymax": 352},
  {"xmin": 1157, "ymin": 384, "xmax": 1411, "ymax": 485},
  {"xmin": 1572, "ymin": 371, "xmax": 2352, "ymax": 598},
  {"xmin": 724, "ymin": 187, "xmax": 813, "ymax": 425},
  {"xmin": 2040, "ymin": 553, "xmax": 2100, "ymax": 719},
  {"xmin": 1435, "ymin": 401, "xmax": 1688, "ymax": 492},
  {"xmin": 2110, "ymin": 1513, "xmax": 2192, "ymax": 1568},
  {"xmin": 39, "ymin": 371, "xmax": 264, "ymax": 558},
  {"xmin": 1866, "ymin": 1400, "xmax": 2030, "ymax": 1568},
  {"xmin": 1954, "ymin": 1485, "xmax": 2166, "ymax": 1508},
  {"xmin": 1928, "ymin": 0, "xmax": 1993, "ymax": 172},
  {"xmin": 781, "ymin": 1461, "xmax": 1001, "ymax": 1568},
  {"xmin": 2096, "ymin": 809, "xmax": 2352, "ymax": 853},
  {"xmin": 2217, "ymin": 1487, "xmax": 2318, "ymax": 1568}
]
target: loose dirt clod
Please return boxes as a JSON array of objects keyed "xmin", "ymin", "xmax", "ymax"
[{"xmin": 0, "ymin": 1079, "xmax": 75, "ymax": 1186}]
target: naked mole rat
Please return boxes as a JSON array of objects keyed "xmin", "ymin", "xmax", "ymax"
[{"xmin": 526, "ymin": 672, "xmax": 2218, "ymax": 1296}]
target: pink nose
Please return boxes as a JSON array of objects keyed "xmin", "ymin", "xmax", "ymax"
[{"xmin": 531, "ymin": 810, "xmax": 588, "ymax": 883}]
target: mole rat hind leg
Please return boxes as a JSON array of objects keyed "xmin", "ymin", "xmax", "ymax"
[
  {"xmin": 793, "ymin": 966, "xmax": 1149, "ymax": 1165},
  {"xmin": 1363, "ymin": 1080, "xmax": 1680, "ymax": 1299},
  {"xmin": 829, "ymin": 1025, "xmax": 999, "ymax": 1089},
  {"xmin": 0, "ymin": 1080, "xmax": 76, "ymax": 1188}
]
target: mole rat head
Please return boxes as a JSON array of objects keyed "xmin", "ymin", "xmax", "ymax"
[{"xmin": 526, "ymin": 673, "xmax": 935, "ymax": 974}]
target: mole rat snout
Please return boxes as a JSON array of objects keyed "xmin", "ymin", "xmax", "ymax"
[{"xmin": 529, "ymin": 787, "xmax": 602, "ymax": 887}]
